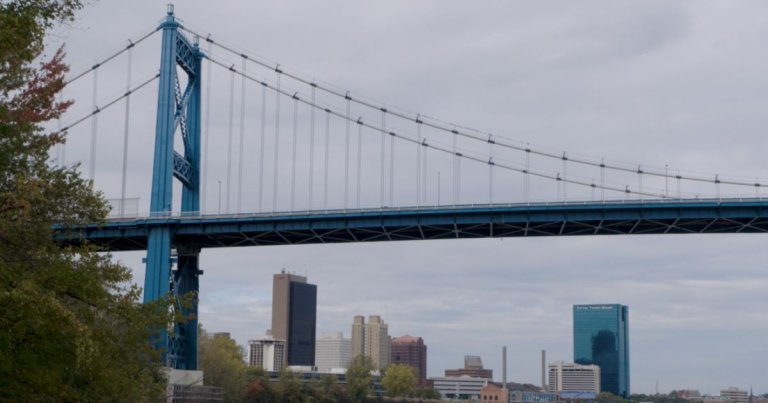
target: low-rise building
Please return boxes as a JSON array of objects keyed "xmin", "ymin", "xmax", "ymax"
[
  {"xmin": 480, "ymin": 382, "xmax": 508, "ymax": 403},
  {"xmin": 720, "ymin": 388, "xmax": 749, "ymax": 403},
  {"xmin": 547, "ymin": 362, "xmax": 600, "ymax": 393},
  {"xmin": 249, "ymin": 332, "xmax": 285, "ymax": 372},
  {"xmin": 509, "ymin": 390, "xmax": 557, "ymax": 403},
  {"xmin": 432, "ymin": 375, "xmax": 489, "ymax": 400},
  {"xmin": 703, "ymin": 395, "xmax": 733, "ymax": 403},
  {"xmin": 479, "ymin": 382, "xmax": 558, "ymax": 403}
]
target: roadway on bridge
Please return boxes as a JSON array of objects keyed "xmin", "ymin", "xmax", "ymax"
[{"xmin": 64, "ymin": 198, "xmax": 768, "ymax": 251}]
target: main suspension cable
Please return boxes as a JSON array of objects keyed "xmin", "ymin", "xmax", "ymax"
[
  {"xmin": 189, "ymin": 27, "xmax": 765, "ymax": 190},
  {"xmin": 65, "ymin": 28, "xmax": 157, "ymax": 86},
  {"xmin": 57, "ymin": 73, "xmax": 160, "ymax": 134},
  {"xmin": 206, "ymin": 57, "xmax": 672, "ymax": 199}
]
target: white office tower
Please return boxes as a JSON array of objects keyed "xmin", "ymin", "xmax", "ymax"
[
  {"xmin": 720, "ymin": 388, "xmax": 749, "ymax": 403},
  {"xmin": 314, "ymin": 332, "xmax": 352, "ymax": 373},
  {"xmin": 249, "ymin": 332, "xmax": 285, "ymax": 372},
  {"xmin": 547, "ymin": 362, "xmax": 600, "ymax": 393}
]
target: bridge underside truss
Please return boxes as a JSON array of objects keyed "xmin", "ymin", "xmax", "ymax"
[{"xmin": 67, "ymin": 200, "xmax": 768, "ymax": 251}]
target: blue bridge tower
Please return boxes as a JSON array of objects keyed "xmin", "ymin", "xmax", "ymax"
[{"xmin": 144, "ymin": 5, "xmax": 203, "ymax": 370}]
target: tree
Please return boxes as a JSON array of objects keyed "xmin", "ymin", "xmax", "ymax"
[
  {"xmin": 308, "ymin": 374, "xmax": 351, "ymax": 403},
  {"xmin": 597, "ymin": 391, "xmax": 629, "ymax": 403},
  {"xmin": 197, "ymin": 326, "xmax": 248, "ymax": 402},
  {"xmin": 0, "ymin": 1, "xmax": 173, "ymax": 401},
  {"xmin": 244, "ymin": 367, "xmax": 275, "ymax": 403},
  {"xmin": 412, "ymin": 385, "xmax": 441, "ymax": 400},
  {"xmin": 382, "ymin": 363, "xmax": 416, "ymax": 398},
  {"xmin": 346, "ymin": 355, "xmax": 375, "ymax": 402},
  {"xmin": 270, "ymin": 369, "xmax": 305, "ymax": 403}
]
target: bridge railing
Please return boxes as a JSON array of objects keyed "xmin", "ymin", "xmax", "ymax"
[{"xmin": 103, "ymin": 196, "xmax": 768, "ymax": 222}]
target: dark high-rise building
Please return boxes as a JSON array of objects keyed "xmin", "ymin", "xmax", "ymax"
[
  {"xmin": 573, "ymin": 304, "xmax": 629, "ymax": 398},
  {"xmin": 272, "ymin": 271, "xmax": 317, "ymax": 367},
  {"xmin": 390, "ymin": 335, "xmax": 427, "ymax": 385}
]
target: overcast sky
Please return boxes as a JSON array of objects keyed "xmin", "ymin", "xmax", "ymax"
[{"xmin": 50, "ymin": 1, "xmax": 768, "ymax": 394}]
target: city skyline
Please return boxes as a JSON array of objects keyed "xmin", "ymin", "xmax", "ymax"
[{"xmin": 53, "ymin": 1, "xmax": 768, "ymax": 393}]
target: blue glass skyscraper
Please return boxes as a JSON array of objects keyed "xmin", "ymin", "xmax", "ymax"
[{"xmin": 573, "ymin": 304, "xmax": 629, "ymax": 397}]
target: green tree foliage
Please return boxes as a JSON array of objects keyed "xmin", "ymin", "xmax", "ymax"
[
  {"xmin": 244, "ymin": 367, "xmax": 275, "ymax": 403},
  {"xmin": 0, "ymin": 1, "xmax": 173, "ymax": 401},
  {"xmin": 197, "ymin": 326, "xmax": 248, "ymax": 402},
  {"xmin": 597, "ymin": 391, "xmax": 629, "ymax": 403},
  {"xmin": 346, "ymin": 355, "xmax": 375, "ymax": 402},
  {"xmin": 411, "ymin": 385, "xmax": 441, "ymax": 400},
  {"xmin": 382, "ymin": 363, "xmax": 416, "ymax": 398}
]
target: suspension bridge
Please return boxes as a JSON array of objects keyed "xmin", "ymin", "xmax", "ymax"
[{"xmin": 54, "ymin": 6, "xmax": 768, "ymax": 370}]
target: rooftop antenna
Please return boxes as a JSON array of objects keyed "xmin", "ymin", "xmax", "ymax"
[{"xmin": 167, "ymin": 3, "xmax": 174, "ymax": 15}]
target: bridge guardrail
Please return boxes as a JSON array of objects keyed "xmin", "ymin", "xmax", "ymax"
[{"xmin": 104, "ymin": 196, "xmax": 768, "ymax": 223}]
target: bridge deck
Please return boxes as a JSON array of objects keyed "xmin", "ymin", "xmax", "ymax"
[{"xmin": 64, "ymin": 199, "xmax": 768, "ymax": 251}]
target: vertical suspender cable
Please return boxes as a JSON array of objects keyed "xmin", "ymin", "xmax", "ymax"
[
  {"xmin": 356, "ymin": 119, "xmax": 362, "ymax": 208},
  {"xmin": 258, "ymin": 83, "xmax": 267, "ymax": 211},
  {"xmin": 344, "ymin": 95, "xmax": 351, "ymax": 208},
  {"xmin": 562, "ymin": 152, "xmax": 567, "ymax": 201},
  {"xmin": 456, "ymin": 149, "xmax": 461, "ymax": 205},
  {"xmin": 676, "ymin": 170, "xmax": 681, "ymax": 199},
  {"xmin": 273, "ymin": 69, "xmax": 281, "ymax": 212},
  {"xmin": 380, "ymin": 109, "xmax": 386, "ymax": 206},
  {"xmin": 226, "ymin": 68, "xmax": 235, "ymax": 213},
  {"xmin": 416, "ymin": 117, "xmax": 421, "ymax": 206},
  {"xmin": 389, "ymin": 115, "xmax": 395, "ymax": 207},
  {"xmin": 489, "ymin": 136, "xmax": 494, "ymax": 204},
  {"xmin": 715, "ymin": 174, "xmax": 720, "ymax": 200},
  {"xmin": 344, "ymin": 94, "xmax": 351, "ymax": 209},
  {"xmin": 308, "ymin": 85, "xmax": 316, "ymax": 209},
  {"xmin": 89, "ymin": 68, "xmax": 99, "ymax": 181},
  {"xmin": 202, "ymin": 42, "xmax": 212, "ymax": 212},
  {"xmin": 119, "ymin": 46, "xmax": 133, "ymax": 217},
  {"xmin": 56, "ymin": 92, "xmax": 64, "ymax": 166},
  {"xmin": 452, "ymin": 129, "xmax": 458, "ymax": 205},
  {"xmin": 323, "ymin": 110, "xmax": 330, "ymax": 209},
  {"xmin": 237, "ymin": 57, "xmax": 247, "ymax": 213},
  {"xmin": 291, "ymin": 96, "xmax": 298, "ymax": 211},
  {"xmin": 423, "ymin": 134, "xmax": 428, "ymax": 204},
  {"xmin": 638, "ymin": 165, "xmax": 643, "ymax": 201},
  {"xmin": 60, "ymin": 97, "xmax": 67, "ymax": 165},
  {"xmin": 524, "ymin": 147, "xmax": 530, "ymax": 203},
  {"xmin": 600, "ymin": 158, "xmax": 605, "ymax": 201}
]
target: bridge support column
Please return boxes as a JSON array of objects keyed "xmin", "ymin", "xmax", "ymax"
[
  {"xmin": 169, "ymin": 245, "xmax": 201, "ymax": 369},
  {"xmin": 145, "ymin": 5, "xmax": 203, "ymax": 370},
  {"xmin": 144, "ymin": 226, "xmax": 172, "ymax": 357}
]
